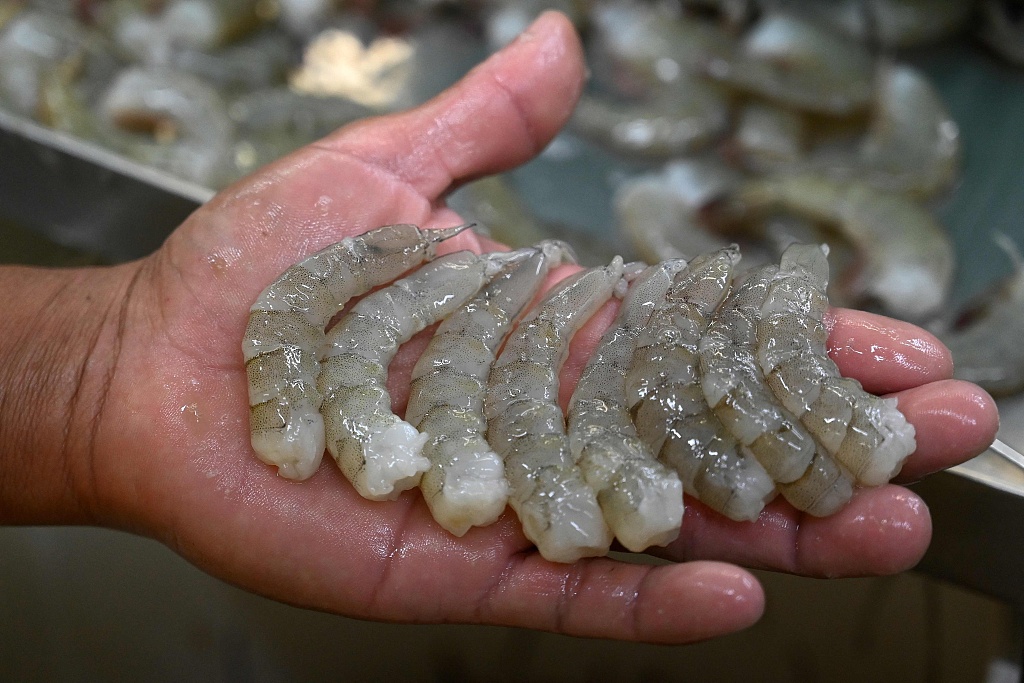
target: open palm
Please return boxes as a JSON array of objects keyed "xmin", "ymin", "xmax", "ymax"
[{"xmin": 75, "ymin": 13, "xmax": 997, "ymax": 644}]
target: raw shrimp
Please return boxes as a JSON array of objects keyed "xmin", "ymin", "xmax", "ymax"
[
  {"xmin": 406, "ymin": 241, "xmax": 573, "ymax": 535},
  {"xmin": 852, "ymin": 64, "xmax": 961, "ymax": 198},
  {"xmin": 707, "ymin": 12, "xmax": 875, "ymax": 115},
  {"xmin": 699, "ymin": 258, "xmax": 853, "ymax": 515},
  {"xmin": 778, "ymin": 0, "xmax": 973, "ymax": 48},
  {"xmin": 732, "ymin": 101, "xmax": 806, "ymax": 173},
  {"xmin": 941, "ymin": 236, "xmax": 1024, "ymax": 396},
  {"xmin": 318, "ymin": 249, "xmax": 527, "ymax": 501},
  {"xmin": 102, "ymin": 0, "xmax": 263, "ymax": 66},
  {"xmin": 589, "ymin": 0, "xmax": 737, "ymax": 90},
  {"xmin": 626, "ymin": 250, "xmax": 776, "ymax": 522},
  {"xmin": 0, "ymin": 11, "xmax": 90, "ymax": 118},
  {"xmin": 615, "ymin": 159, "xmax": 740, "ymax": 264},
  {"xmin": 570, "ymin": 77, "xmax": 730, "ymax": 159},
  {"xmin": 755, "ymin": 244, "xmax": 916, "ymax": 486},
  {"xmin": 97, "ymin": 66, "xmax": 234, "ymax": 186},
  {"xmin": 736, "ymin": 174, "xmax": 955, "ymax": 320},
  {"xmin": 567, "ymin": 262, "xmax": 684, "ymax": 551},
  {"xmin": 244, "ymin": 223, "xmax": 467, "ymax": 482},
  {"xmin": 485, "ymin": 259, "xmax": 624, "ymax": 563}
]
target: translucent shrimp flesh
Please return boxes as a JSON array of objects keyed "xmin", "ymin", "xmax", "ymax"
[
  {"xmin": 626, "ymin": 250, "xmax": 776, "ymax": 522},
  {"xmin": 405, "ymin": 240, "xmax": 574, "ymax": 535},
  {"xmin": 97, "ymin": 66, "xmax": 234, "ymax": 185},
  {"xmin": 485, "ymin": 259, "xmax": 625, "ymax": 563},
  {"xmin": 706, "ymin": 12, "xmax": 875, "ymax": 116},
  {"xmin": 703, "ymin": 258, "xmax": 854, "ymax": 516},
  {"xmin": 736, "ymin": 174, "xmax": 955, "ymax": 320},
  {"xmin": 570, "ymin": 77, "xmax": 730, "ymax": 160},
  {"xmin": 615, "ymin": 159, "xmax": 740, "ymax": 264},
  {"xmin": 318, "ymin": 249, "xmax": 527, "ymax": 501},
  {"xmin": 778, "ymin": 0, "xmax": 974, "ymax": 48},
  {"xmin": 566, "ymin": 262, "xmax": 685, "ymax": 552},
  {"xmin": 243, "ymin": 223, "xmax": 467, "ymax": 482},
  {"xmin": 755, "ymin": 244, "xmax": 916, "ymax": 487},
  {"xmin": 850, "ymin": 64, "xmax": 962, "ymax": 198}
]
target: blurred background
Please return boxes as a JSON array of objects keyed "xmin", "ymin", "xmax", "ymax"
[{"xmin": 3, "ymin": 0, "xmax": 1024, "ymax": 679}]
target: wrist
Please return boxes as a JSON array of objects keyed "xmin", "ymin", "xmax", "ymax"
[{"xmin": 0, "ymin": 263, "xmax": 140, "ymax": 525}]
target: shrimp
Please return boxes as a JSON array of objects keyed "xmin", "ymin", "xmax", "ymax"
[
  {"xmin": 853, "ymin": 64, "xmax": 961, "ymax": 198},
  {"xmin": 615, "ymin": 159, "xmax": 740, "ymax": 264},
  {"xmin": 406, "ymin": 241, "xmax": 574, "ymax": 535},
  {"xmin": 697, "ymin": 265, "xmax": 817, "ymax": 481},
  {"xmin": 777, "ymin": 0, "xmax": 973, "ymax": 48},
  {"xmin": 941, "ymin": 235, "xmax": 1024, "ymax": 396},
  {"xmin": 706, "ymin": 12, "xmax": 875, "ymax": 116},
  {"xmin": 699, "ymin": 256, "xmax": 853, "ymax": 515},
  {"xmin": 485, "ymin": 259, "xmax": 624, "ymax": 563},
  {"xmin": 102, "ymin": 0, "xmax": 263, "ymax": 66},
  {"xmin": 566, "ymin": 262, "xmax": 685, "ymax": 552},
  {"xmin": 569, "ymin": 77, "xmax": 730, "ymax": 159},
  {"xmin": 736, "ymin": 174, "xmax": 955, "ymax": 320},
  {"xmin": 589, "ymin": 0, "xmax": 737, "ymax": 90},
  {"xmin": 755, "ymin": 244, "xmax": 915, "ymax": 486},
  {"xmin": 244, "ymin": 223, "xmax": 468, "ymax": 482},
  {"xmin": 732, "ymin": 101, "xmax": 806, "ymax": 173},
  {"xmin": 97, "ymin": 66, "xmax": 234, "ymax": 186},
  {"xmin": 626, "ymin": 250, "xmax": 776, "ymax": 522},
  {"xmin": 0, "ymin": 10, "xmax": 90, "ymax": 119},
  {"xmin": 318, "ymin": 249, "xmax": 528, "ymax": 501}
]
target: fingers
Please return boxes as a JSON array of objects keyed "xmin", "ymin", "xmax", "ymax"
[
  {"xmin": 891, "ymin": 379, "xmax": 998, "ymax": 482},
  {"xmin": 324, "ymin": 11, "xmax": 586, "ymax": 201},
  {"xmin": 827, "ymin": 308, "xmax": 952, "ymax": 393},
  {"xmin": 474, "ymin": 555, "xmax": 764, "ymax": 644},
  {"xmin": 662, "ymin": 485, "xmax": 932, "ymax": 578}
]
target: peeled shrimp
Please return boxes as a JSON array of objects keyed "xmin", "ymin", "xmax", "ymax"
[
  {"xmin": 570, "ymin": 77, "xmax": 730, "ymax": 160},
  {"xmin": 318, "ymin": 249, "xmax": 526, "ymax": 501},
  {"xmin": 701, "ymin": 258, "xmax": 854, "ymax": 516},
  {"xmin": 616, "ymin": 159, "xmax": 740, "ymax": 264},
  {"xmin": 244, "ymin": 223, "xmax": 467, "ymax": 481},
  {"xmin": 755, "ymin": 244, "xmax": 916, "ymax": 487},
  {"xmin": 485, "ymin": 259, "xmax": 624, "ymax": 563},
  {"xmin": 736, "ymin": 174, "xmax": 955, "ymax": 320},
  {"xmin": 707, "ymin": 12, "xmax": 875, "ymax": 116},
  {"xmin": 566, "ymin": 263, "xmax": 684, "ymax": 552},
  {"xmin": 406, "ymin": 241, "xmax": 573, "ymax": 535},
  {"xmin": 97, "ymin": 66, "xmax": 234, "ymax": 186},
  {"xmin": 626, "ymin": 250, "xmax": 776, "ymax": 522}
]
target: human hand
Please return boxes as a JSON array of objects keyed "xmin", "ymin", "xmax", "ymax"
[{"xmin": 0, "ymin": 12, "xmax": 997, "ymax": 644}]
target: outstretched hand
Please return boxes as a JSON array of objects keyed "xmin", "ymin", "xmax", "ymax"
[{"xmin": 10, "ymin": 12, "xmax": 997, "ymax": 644}]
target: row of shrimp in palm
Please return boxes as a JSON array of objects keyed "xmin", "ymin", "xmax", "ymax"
[{"xmin": 242, "ymin": 224, "xmax": 916, "ymax": 563}]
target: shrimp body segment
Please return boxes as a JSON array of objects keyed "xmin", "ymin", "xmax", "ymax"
[
  {"xmin": 756, "ymin": 244, "xmax": 916, "ymax": 487},
  {"xmin": 485, "ymin": 260, "xmax": 625, "ymax": 563},
  {"xmin": 699, "ymin": 258, "xmax": 854, "ymax": 516},
  {"xmin": 627, "ymin": 250, "xmax": 776, "ymax": 522},
  {"xmin": 567, "ymin": 263, "xmax": 685, "ymax": 552},
  {"xmin": 318, "ymin": 249, "xmax": 526, "ymax": 501},
  {"xmin": 243, "ymin": 223, "xmax": 466, "ymax": 481},
  {"xmin": 406, "ymin": 241, "xmax": 573, "ymax": 535}
]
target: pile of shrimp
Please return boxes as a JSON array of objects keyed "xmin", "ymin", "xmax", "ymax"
[{"xmin": 244, "ymin": 224, "xmax": 915, "ymax": 563}]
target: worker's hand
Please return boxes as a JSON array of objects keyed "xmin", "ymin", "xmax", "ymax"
[{"xmin": 0, "ymin": 12, "xmax": 997, "ymax": 644}]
